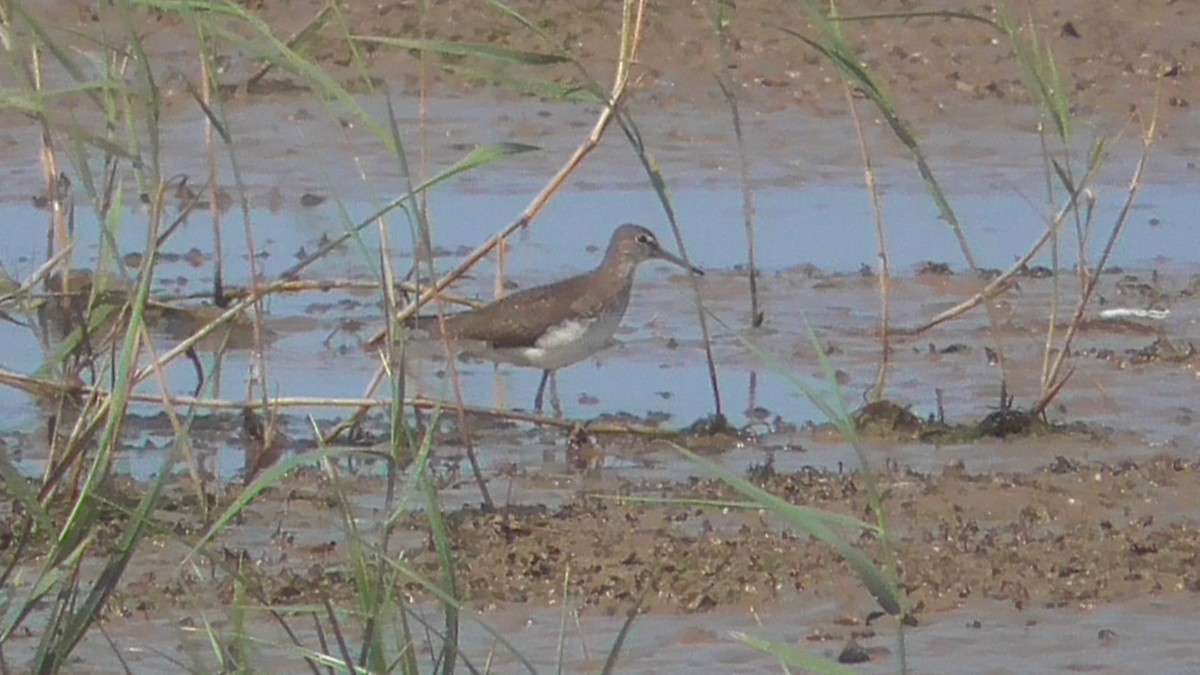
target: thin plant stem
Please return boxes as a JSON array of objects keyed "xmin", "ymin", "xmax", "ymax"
[
  {"xmin": 708, "ymin": 1, "xmax": 762, "ymax": 328},
  {"xmin": 363, "ymin": 0, "xmax": 646, "ymax": 350},
  {"xmin": 1033, "ymin": 106, "xmax": 1157, "ymax": 415},
  {"xmin": 323, "ymin": 0, "xmax": 651, "ymax": 445},
  {"xmin": 899, "ymin": 169, "xmax": 1097, "ymax": 336},
  {"xmin": 844, "ymin": 85, "xmax": 890, "ymax": 402}
]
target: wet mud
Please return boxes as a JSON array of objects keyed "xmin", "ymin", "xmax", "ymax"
[
  {"xmin": 10, "ymin": 441, "xmax": 1194, "ymax": 615},
  {"xmin": 7, "ymin": 444, "xmax": 1200, "ymax": 671},
  {"xmin": 5, "ymin": 263, "xmax": 1200, "ymax": 669}
]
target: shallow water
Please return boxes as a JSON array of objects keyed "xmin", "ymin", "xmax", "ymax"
[
  {"xmin": 57, "ymin": 591, "xmax": 1200, "ymax": 673},
  {"xmin": 4, "ymin": 81, "xmax": 1200, "ymax": 674},
  {"xmin": 2, "ymin": 141, "xmax": 1196, "ymax": 455}
]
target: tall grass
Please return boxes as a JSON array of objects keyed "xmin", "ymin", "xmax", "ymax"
[
  {"xmin": 0, "ymin": 0, "xmax": 1153, "ymax": 673},
  {"xmin": 0, "ymin": 0, "xmax": 657, "ymax": 671},
  {"xmin": 805, "ymin": 3, "xmax": 1144, "ymax": 418},
  {"xmin": 667, "ymin": 2, "xmax": 1149, "ymax": 671}
]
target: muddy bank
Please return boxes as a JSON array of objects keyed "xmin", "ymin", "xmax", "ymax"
[
  {"xmin": 35, "ymin": 453, "xmax": 1186, "ymax": 621},
  {"xmin": 35, "ymin": 0, "xmax": 1194, "ymax": 128},
  {"xmin": 2, "ymin": 0, "xmax": 1198, "ymax": 205},
  {"xmin": 2, "ymin": 0, "xmax": 1199, "ymax": 671}
]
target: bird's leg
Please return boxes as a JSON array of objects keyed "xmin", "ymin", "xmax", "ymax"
[
  {"xmin": 549, "ymin": 371, "xmax": 562, "ymax": 419},
  {"xmin": 534, "ymin": 369, "xmax": 551, "ymax": 413}
]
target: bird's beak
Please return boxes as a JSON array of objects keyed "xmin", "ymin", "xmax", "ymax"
[{"xmin": 654, "ymin": 248, "xmax": 704, "ymax": 276}]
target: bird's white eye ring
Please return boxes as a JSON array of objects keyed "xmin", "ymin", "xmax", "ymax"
[{"xmin": 636, "ymin": 234, "xmax": 653, "ymax": 245}]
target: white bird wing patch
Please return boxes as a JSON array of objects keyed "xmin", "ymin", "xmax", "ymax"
[{"xmin": 536, "ymin": 318, "xmax": 597, "ymax": 349}]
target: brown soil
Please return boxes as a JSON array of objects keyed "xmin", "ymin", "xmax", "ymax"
[
  {"xmin": 187, "ymin": 0, "xmax": 1200, "ymax": 130},
  {"xmin": 434, "ymin": 455, "xmax": 1200, "ymax": 616},
  {"xmin": 339, "ymin": 0, "xmax": 1198, "ymax": 125},
  {"xmin": 73, "ymin": 451, "xmax": 1200, "ymax": 622},
  {"xmin": 6, "ymin": 0, "xmax": 1197, "ymax": 146}
]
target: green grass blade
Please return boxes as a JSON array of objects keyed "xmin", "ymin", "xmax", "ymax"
[
  {"xmin": 383, "ymin": 558, "xmax": 539, "ymax": 675},
  {"xmin": 421, "ymin": 459, "xmax": 459, "ymax": 675},
  {"xmin": 0, "ymin": 533, "xmax": 91, "ymax": 644},
  {"xmin": 278, "ymin": 142, "xmax": 538, "ymax": 280},
  {"xmin": 1001, "ymin": 10, "xmax": 1071, "ymax": 143},
  {"xmin": 672, "ymin": 443, "xmax": 900, "ymax": 615},
  {"xmin": 352, "ymin": 36, "xmax": 569, "ymax": 65},
  {"xmin": 438, "ymin": 64, "xmax": 597, "ymax": 102},
  {"xmin": 49, "ymin": 189, "xmax": 153, "ymax": 564},
  {"xmin": 313, "ymin": 449, "xmax": 379, "ymax": 670},
  {"xmin": 0, "ymin": 445, "xmax": 53, "ymax": 532},
  {"xmin": 33, "ymin": 303, "xmax": 121, "ymax": 379},
  {"xmin": 186, "ymin": 448, "xmax": 360, "ymax": 559},
  {"xmin": 1088, "ymin": 137, "xmax": 1109, "ymax": 173},
  {"xmin": 133, "ymin": 0, "xmax": 393, "ymax": 145},
  {"xmin": 599, "ymin": 601, "xmax": 641, "ymax": 675},
  {"xmin": 11, "ymin": 1, "xmax": 90, "ymax": 89},
  {"xmin": 47, "ymin": 424, "xmax": 177, "ymax": 669},
  {"xmin": 777, "ymin": 26, "xmax": 916, "ymax": 151},
  {"xmin": 732, "ymin": 632, "xmax": 857, "ymax": 674}
]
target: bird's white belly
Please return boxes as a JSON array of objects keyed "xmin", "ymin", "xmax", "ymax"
[{"xmin": 514, "ymin": 312, "xmax": 623, "ymax": 370}]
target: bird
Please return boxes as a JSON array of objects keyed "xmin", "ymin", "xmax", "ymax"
[{"xmin": 409, "ymin": 223, "xmax": 702, "ymax": 414}]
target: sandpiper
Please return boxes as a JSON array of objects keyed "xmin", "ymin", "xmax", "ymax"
[{"xmin": 412, "ymin": 224, "xmax": 701, "ymax": 412}]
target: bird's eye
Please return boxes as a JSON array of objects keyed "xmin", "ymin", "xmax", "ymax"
[{"xmin": 636, "ymin": 234, "xmax": 653, "ymax": 245}]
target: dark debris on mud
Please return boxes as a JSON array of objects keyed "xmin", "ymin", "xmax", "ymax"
[
  {"xmin": 851, "ymin": 398, "xmax": 1106, "ymax": 443},
  {"xmin": 396, "ymin": 455, "xmax": 1200, "ymax": 616},
  {"xmin": 9, "ymin": 454, "xmax": 1200, "ymax": 624}
]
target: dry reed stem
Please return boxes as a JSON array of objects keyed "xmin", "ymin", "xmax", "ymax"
[
  {"xmin": 321, "ymin": 0, "xmax": 649, "ymax": 442},
  {"xmin": 709, "ymin": 2, "xmax": 761, "ymax": 329},
  {"xmin": 0, "ymin": 245, "xmax": 75, "ymax": 307},
  {"xmin": 0, "ymin": 365, "xmax": 677, "ymax": 436},
  {"xmin": 1037, "ymin": 132, "xmax": 1065, "ymax": 402},
  {"xmin": 167, "ymin": 279, "xmax": 480, "ymax": 307},
  {"xmin": 200, "ymin": 47, "xmax": 226, "ymax": 308},
  {"xmin": 844, "ymin": 86, "xmax": 891, "ymax": 402},
  {"xmin": 141, "ymin": 320, "xmax": 208, "ymax": 506},
  {"xmin": 1032, "ymin": 105, "xmax": 1157, "ymax": 415},
  {"xmin": 363, "ymin": 0, "xmax": 647, "ymax": 349},
  {"xmin": 245, "ymin": 4, "xmax": 333, "ymax": 89},
  {"xmin": 92, "ymin": 275, "xmax": 471, "ymax": 389},
  {"xmin": 897, "ymin": 181, "xmax": 1093, "ymax": 336},
  {"xmin": 406, "ymin": 18, "xmax": 496, "ymax": 506}
]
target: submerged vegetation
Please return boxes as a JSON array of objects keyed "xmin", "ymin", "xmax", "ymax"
[{"xmin": 0, "ymin": 0, "xmax": 1180, "ymax": 671}]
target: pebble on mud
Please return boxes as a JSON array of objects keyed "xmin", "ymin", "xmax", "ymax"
[
  {"xmin": 299, "ymin": 192, "xmax": 327, "ymax": 207},
  {"xmin": 837, "ymin": 637, "xmax": 871, "ymax": 664}
]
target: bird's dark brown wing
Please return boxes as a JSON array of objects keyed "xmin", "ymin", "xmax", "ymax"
[{"xmin": 417, "ymin": 272, "xmax": 607, "ymax": 349}]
